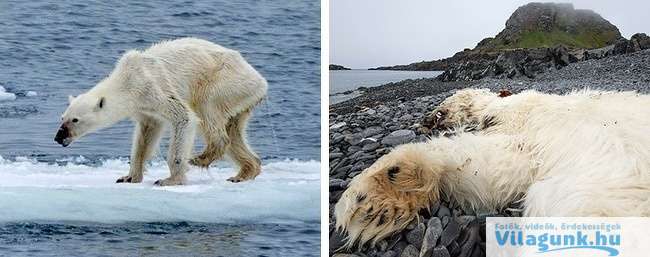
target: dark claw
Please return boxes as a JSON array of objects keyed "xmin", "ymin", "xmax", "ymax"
[{"xmin": 116, "ymin": 176, "xmax": 132, "ymax": 183}]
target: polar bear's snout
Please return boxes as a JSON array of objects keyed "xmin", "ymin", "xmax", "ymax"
[
  {"xmin": 422, "ymin": 108, "xmax": 448, "ymax": 130},
  {"xmin": 54, "ymin": 122, "xmax": 73, "ymax": 147}
]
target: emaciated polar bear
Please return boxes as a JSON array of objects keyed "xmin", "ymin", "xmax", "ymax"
[
  {"xmin": 54, "ymin": 38, "xmax": 267, "ymax": 186},
  {"xmin": 335, "ymin": 89, "xmax": 650, "ymax": 248}
]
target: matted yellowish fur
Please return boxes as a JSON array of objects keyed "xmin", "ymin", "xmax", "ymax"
[
  {"xmin": 58, "ymin": 38, "xmax": 267, "ymax": 185},
  {"xmin": 336, "ymin": 89, "xmax": 650, "ymax": 248}
]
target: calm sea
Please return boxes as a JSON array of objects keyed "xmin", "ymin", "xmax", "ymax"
[
  {"xmin": 329, "ymin": 69, "xmax": 442, "ymax": 103},
  {"xmin": 0, "ymin": 0, "xmax": 320, "ymax": 256}
]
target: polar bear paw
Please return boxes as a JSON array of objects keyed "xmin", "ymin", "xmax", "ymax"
[
  {"xmin": 227, "ymin": 176, "xmax": 247, "ymax": 183},
  {"xmin": 188, "ymin": 155, "xmax": 213, "ymax": 168},
  {"xmin": 227, "ymin": 165, "xmax": 262, "ymax": 183},
  {"xmin": 116, "ymin": 175, "xmax": 142, "ymax": 183},
  {"xmin": 227, "ymin": 171, "xmax": 260, "ymax": 183},
  {"xmin": 154, "ymin": 177, "xmax": 184, "ymax": 186}
]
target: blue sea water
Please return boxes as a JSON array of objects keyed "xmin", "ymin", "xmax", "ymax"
[
  {"xmin": 329, "ymin": 70, "xmax": 442, "ymax": 104},
  {"xmin": 0, "ymin": 1, "xmax": 320, "ymax": 256}
]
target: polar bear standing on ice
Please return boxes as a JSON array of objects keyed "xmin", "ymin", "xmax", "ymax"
[{"xmin": 54, "ymin": 38, "xmax": 267, "ymax": 186}]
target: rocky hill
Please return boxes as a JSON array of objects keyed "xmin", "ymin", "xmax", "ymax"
[
  {"xmin": 330, "ymin": 64, "xmax": 351, "ymax": 70},
  {"xmin": 371, "ymin": 2, "xmax": 646, "ymax": 79},
  {"xmin": 477, "ymin": 2, "xmax": 621, "ymax": 49}
]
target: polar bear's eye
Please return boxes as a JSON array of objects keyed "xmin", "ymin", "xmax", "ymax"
[
  {"xmin": 387, "ymin": 166, "xmax": 400, "ymax": 181},
  {"xmin": 72, "ymin": 118, "xmax": 79, "ymax": 123}
]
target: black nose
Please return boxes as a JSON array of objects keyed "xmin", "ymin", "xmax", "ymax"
[
  {"xmin": 54, "ymin": 125, "xmax": 69, "ymax": 146},
  {"xmin": 422, "ymin": 114, "xmax": 438, "ymax": 129}
]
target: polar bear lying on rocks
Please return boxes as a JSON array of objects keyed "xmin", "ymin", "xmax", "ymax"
[
  {"xmin": 54, "ymin": 38, "xmax": 267, "ymax": 186},
  {"xmin": 335, "ymin": 89, "xmax": 650, "ymax": 247}
]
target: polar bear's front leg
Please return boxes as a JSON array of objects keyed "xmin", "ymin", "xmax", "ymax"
[
  {"xmin": 117, "ymin": 116, "xmax": 163, "ymax": 183},
  {"xmin": 154, "ymin": 103, "xmax": 197, "ymax": 186}
]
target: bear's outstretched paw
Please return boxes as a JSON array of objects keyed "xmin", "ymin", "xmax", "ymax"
[
  {"xmin": 227, "ymin": 167, "xmax": 261, "ymax": 183},
  {"xmin": 189, "ymin": 155, "xmax": 212, "ymax": 168},
  {"xmin": 116, "ymin": 175, "xmax": 142, "ymax": 183},
  {"xmin": 154, "ymin": 177, "xmax": 184, "ymax": 186},
  {"xmin": 227, "ymin": 174, "xmax": 257, "ymax": 183},
  {"xmin": 227, "ymin": 176, "xmax": 244, "ymax": 183}
]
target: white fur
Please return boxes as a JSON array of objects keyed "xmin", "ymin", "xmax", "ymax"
[
  {"xmin": 336, "ymin": 89, "xmax": 650, "ymax": 247},
  {"xmin": 433, "ymin": 89, "xmax": 650, "ymax": 215},
  {"xmin": 60, "ymin": 38, "xmax": 267, "ymax": 185}
]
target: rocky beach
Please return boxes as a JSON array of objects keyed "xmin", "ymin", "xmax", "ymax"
[{"xmin": 329, "ymin": 48, "xmax": 650, "ymax": 257}]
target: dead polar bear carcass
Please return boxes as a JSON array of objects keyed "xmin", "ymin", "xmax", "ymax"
[
  {"xmin": 54, "ymin": 38, "xmax": 267, "ymax": 186},
  {"xmin": 335, "ymin": 89, "xmax": 650, "ymax": 247}
]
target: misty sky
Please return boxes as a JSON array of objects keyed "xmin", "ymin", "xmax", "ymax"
[{"xmin": 330, "ymin": 0, "xmax": 650, "ymax": 69}]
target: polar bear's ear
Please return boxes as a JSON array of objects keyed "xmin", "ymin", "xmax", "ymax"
[
  {"xmin": 68, "ymin": 95, "xmax": 76, "ymax": 103},
  {"xmin": 94, "ymin": 97, "xmax": 105, "ymax": 112}
]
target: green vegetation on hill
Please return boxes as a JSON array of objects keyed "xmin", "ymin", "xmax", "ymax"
[
  {"xmin": 488, "ymin": 29, "xmax": 620, "ymax": 49},
  {"xmin": 475, "ymin": 2, "xmax": 622, "ymax": 50}
]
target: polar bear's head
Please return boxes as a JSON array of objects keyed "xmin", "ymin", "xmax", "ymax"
[
  {"xmin": 422, "ymin": 88, "xmax": 502, "ymax": 131},
  {"xmin": 55, "ymin": 93, "xmax": 116, "ymax": 147},
  {"xmin": 334, "ymin": 143, "xmax": 442, "ymax": 248}
]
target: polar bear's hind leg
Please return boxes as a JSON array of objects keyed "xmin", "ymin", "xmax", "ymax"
[
  {"xmin": 226, "ymin": 108, "xmax": 261, "ymax": 183},
  {"xmin": 189, "ymin": 110, "xmax": 231, "ymax": 168}
]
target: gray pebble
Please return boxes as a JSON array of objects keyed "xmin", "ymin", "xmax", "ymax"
[
  {"xmin": 362, "ymin": 142, "xmax": 380, "ymax": 152},
  {"xmin": 440, "ymin": 218, "xmax": 461, "ymax": 247},
  {"xmin": 382, "ymin": 129, "xmax": 416, "ymax": 146},
  {"xmin": 400, "ymin": 244, "xmax": 419, "ymax": 257},
  {"xmin": 362, "ymin": 126, "xmax": 384, "ymax": 137},
  {"xmin": 394, "ymin": 241, "xmax": 408, "ymax": 256},
  {"xmin": 437, "ymin": 206, "xmax": 451, "ymax": 218},
  {"xmin": 329, "ymin": 178, "xmax": 345, "ymax": 190},
  {"xmin": 347, "ymin": 145, "xmax": 362, "ymax": 153},
  {"xmin": 377, "ymin": 240, "xmax": 389, "ymax": 252},
  {"xmin": 399, "ymin": 114, "xmax": 413, "ymax": 121},
  {"xmin": 330, "ymin": 152, "xmax": 344, "ymax": 159},
  {"xmin": 458, "ymin": 219, "xmax": 481, "ymax": 257},
  {"xmin": 420, "ymin": 217, "xmax": 443, "ymax": 257},
  {"xmin": 329, "ymin": 230, "xmax": 347, "ymax": 253},
  {"xmin": 406, "ymin": 219, "xmax": 418, "ymax": 230},
  {"xmin": 430, "ymin": 246, "xmax": 450, "ymax": 257},
  {"xmin": 344, "ymin": 133, "xmax": 363, "ymax": 146},
  {"xmin": 406, "ymin": 222, "xmax": 425, "ymax": 249},
  {"xmin": 381, "ymin": 250, "xmax": 397, "ymax": 257},
  {"xmin": 332, "ymin": 254, "xmax": 361, "ymax": 257},
  {"xmin": 330, "ymin": 122, "xmax": 347, "ymax": 131}
]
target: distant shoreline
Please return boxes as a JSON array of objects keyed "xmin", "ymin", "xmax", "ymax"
[
  {"xmin": 329, "ymin": 70, "xmax": 443, "ymax": 104},
  {"xmin": 330, "ymin": 49, "xmax": 650, "ymax": 112}
]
